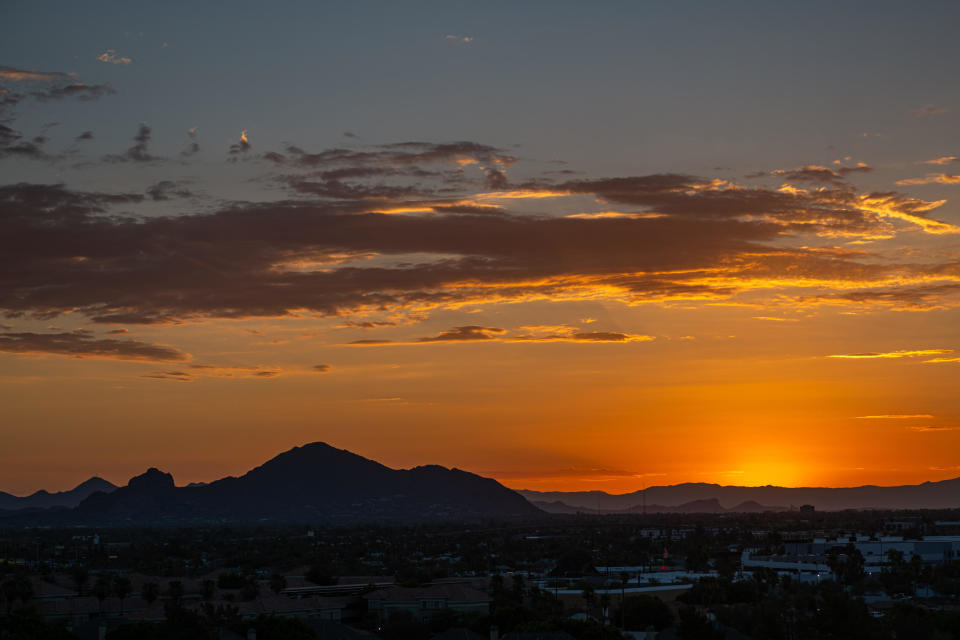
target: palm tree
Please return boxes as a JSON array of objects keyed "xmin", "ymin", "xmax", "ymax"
[
  {"xmin": 581, "ymin": 583, "xmax": 595, "ymax": 615},
  {"xmin": 92, "ymin": 575, "xmax": 111, "ymax": 613},
  {"xmin": 113, "ymin": 576, "xmax": 132, "ymax": 614}
]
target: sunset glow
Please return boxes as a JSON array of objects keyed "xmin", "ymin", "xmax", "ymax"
[{"xmin": 2, "ymin": 1, "xmax": 959, "ymax": 497}]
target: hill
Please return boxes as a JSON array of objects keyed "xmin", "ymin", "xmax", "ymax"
[
  {"xmin": 4, "ymin": 443, "xmax": 540, "ymax": 526},
  {"xmin": 0, "ymin": 477, "xmax": 117, "ymax": 511}
]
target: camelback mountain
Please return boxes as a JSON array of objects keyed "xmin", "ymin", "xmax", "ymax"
[{"xmin": 2, "ymin": 443, "xmax": 540, "ymax": 526}]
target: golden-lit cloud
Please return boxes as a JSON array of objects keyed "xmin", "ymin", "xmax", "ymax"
[
  {"xmin": 924, "ymin": 156, "xmax": 959, "ymax": 165},
  {"xmin": 908, "ymin": 426, "xmax": 958, "ymax": 432},
  {"xmin": 0, "ymin": 67, "xmax": 75, "ymax": 81},
  {"xmin": 827, "ymin": 349, "xmax": 953, "ymax": 359},
  {"xmin": 349, "ymin": 325, "xmax": 653, "ymax": 346},
  {"xmin": 896, "ymin": 173, "xmax": 960, "ymax": 186},
  {"xmin": 856, "ymin": 414, "xmax": 934, "ymax": 419},
  {"xmin": 96, "ymin": 50, "xmax": 132, "ymax": 65}
]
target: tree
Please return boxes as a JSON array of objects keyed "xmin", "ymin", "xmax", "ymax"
[
  {"xmin": 2, "ymin": 578, "xmax": 19, "ymax": 613},
  {"xmin": 70, "ymin": 565, "xmax": 89, "ymax": 597},
  {"xmin": 201, "ymin": 579, "xmax": 216, "ymax": 601},
  {"xmin": 269, "ymin": 573, "xmax": 287, "ymax": 595},
  {"xmin": 240, "ymin": 577, "xmax": 261, "ymax": 601},
  {"xmin": 676, "ymin": 606, "xmax": 723, "ymax": 640},
  {"xmin": 615, "ymin": 594, "xmax": 673, "ymax": 631},
  {"xmin": 581, "ymin": 583, "xmax": 596, "ymax": 613},
  {"xmin": 166, "ymin": 580, "xmax": 184, "ymax": 605},
  {"xmin": 141, "ymin": 581, "xmax": 159, "ymax": 605},
  {"xmin": 113, "ymin": 576, "xmax": 132, "ymax": 614},
  {"xmin": 92, "ymin": 575, "xmax": 111, "ymax": 613}
]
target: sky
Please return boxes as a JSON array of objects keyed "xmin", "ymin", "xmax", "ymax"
[{"xmin": 2, "ymin": 1, "xmax": 959, "ymax": 495}]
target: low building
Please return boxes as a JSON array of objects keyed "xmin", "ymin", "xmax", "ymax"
[{"xmin": 364, "ymin": 583, "xmax": 491, "ymax": 621}]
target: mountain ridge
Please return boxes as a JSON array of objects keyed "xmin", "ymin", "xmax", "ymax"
[
  {"xmin": 0, "ymin": 476, "xmax": 117, "ymax": 511},
  {"xmin": 517, "ymin": 476, "xmax": 960, "ymax": 512},
  {"xmin": 1, "ymin": 442, "xmax": 540, "ymax": 526}
]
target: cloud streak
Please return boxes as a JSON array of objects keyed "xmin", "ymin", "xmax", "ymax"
[{"xmin": 0, "ymin": 331, "xmax": 188, "ymax": 361}]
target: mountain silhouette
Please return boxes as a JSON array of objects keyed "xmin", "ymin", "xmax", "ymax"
[
  {"xmin": 0, "ymin": 476, "xmax": 117, "ymax": 511},
  {"xmin": 519, "ymin": 476, "xmax": 960, "ymax": 512},
  {"xmin": 16, "ymin": 442, "xmax": 540, "ymax": 525},
  {"xmin": 532, "ymin": 497, "xmax": 784, "ymax": 514}
]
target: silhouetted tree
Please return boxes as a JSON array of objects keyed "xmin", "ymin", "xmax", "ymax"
[
  {"xmin": 166, "ymin": 580, "xmax": 184, "ymax": 605},
  {"xmin": 92, "ymin": 575, "xmax": 111, "ymax": 612},
  {"xmin": 70, "ymin": 565, "xmax": 89, "ymax": 597},
  {"xmin": 269, "ymin": 573, "xmax": 287, "ymax": 595},
  {"xmin": 141, "ymin": 581, "xmax": 159, "ymax": 604},
  {"xmin": 113, "ymin": 576, "xmax": 132, "ymax": 614},
  {"xmin": 615, "ymin": 594, "xmax": 673, "ymax": 631}
]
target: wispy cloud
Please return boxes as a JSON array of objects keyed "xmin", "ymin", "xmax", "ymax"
[
  {"xmin": 828, "ymin": 349, "xmax": 952, "ymax": 359},
  {"xmin": 350, "ymin": 325, "xmax": 653, "ymax": 346},
  {"xmin": 924, "ymin": 156, "xmax": 959, "ymax": 165},
  {"xmin": 856, "ymin": 414, "xmax": 934, "ymax": 419},
  {"xmin": 896, "ymin": 173, "xmax": 960, "ymax": 186},
  {"xmin": 910, "ymin": 105, "xmax": 947, "ymax": 117},
  {"xmin": 444, "ymin": 35, "xmax": 474, "ymax": 44},
  {"xmin": 908, "ymin": 426, "xmax": 957, "ymax": 433},
  {"xmin": 0, "ymin": 331, "xmax": 187, "ymax": 362}
]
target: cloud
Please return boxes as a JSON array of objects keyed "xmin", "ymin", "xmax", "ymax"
[
  {"xmin": 760, "ymin": 163, "xmax": 872, "ymax": 185},
  {"xmin": 181, "ymin": 127, "xmax": 200, "ymax": 157},
  {"xmin": 142, "ymin": 363, "xmax": 289, "ymax": 382},
  {"xmin": 0, "ymin": 66, "xmax": 75, "ymax": 82},
  {"xmin": 827, "ymin": 349, "xmax": 952, "ymax": 359},
  {"xmin": 103, "ymin": 122, "xmax": 161, "ymax": 163},
  {"xmin": 96, "ymin": 50, "xmax": 132, "ymax": 65},
  {"xmin": 510, "ymin": 330, "xmax": 654, "ymax": 343},
  {"xmin": 908, "ymin": 426, "xmax": 957, "ymax": 432},
  {"xmin": 350, "ymin": 325, "xmax": 652, "ymax": 346},
  {"xmin": 0, "ymin": 331, "xmax": 187, "ymax": 361},
  {"xmin": 910, "ymin": 105, "xmax": 947, "ymax": 117},
  {"xmin": 229, "ymin": 130, "xmax": 251, "ymax": 156},
  {"xmin": 923, "ymin": 356, "xmax": 960, "ymax": 363},
  {"xmin": 0, "ymin": 123, "xmax": 49, "ymax": 159},
  {"xmin": 856, "ymin": 414, "xmax": 934, "ymax": 419},
  {"xmin": 896, "ymin": 173, "xmax": 960, "ymax": 186},
  {"xmin": 4, "ymin": 139, "xmax": 960, "ymax": 328},
  {"xmin": 313, "ymin": 364, "xmax": 332, "ymax": 372},
  {"xmin": 76, "ymin": 131, "xmax": 94, "ymax": 141},
  {"xmin": 444, "ymin": 35, "xmax": 474, "ymax": 44},
  {"xmin": 146, "ymin": 181, "xmax": 193, "ymax": 201},
  {"xmin": 925, "ymin": 156, "xmax": 959, "ymax": 165},
  {"xmin": 32, "ymin": 83, "xmax": 116, "ymax": 103}
]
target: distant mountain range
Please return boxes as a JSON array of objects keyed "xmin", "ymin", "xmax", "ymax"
[
  {"xmin": 529, "ymin": 497, "xmax": 787, "ymax": 515},
  {"xmin": 3, "ymin": 448, "xmax": 959, "ymax": 527},
  {"xmin": 518, "ymin": 477, "xmax": 960, "ymax": 513},
  {"xmin": 0, "ymin": 477, "xmax": 117, "ymax": 511},
  {"xmin": 0, "ymin": 442, "xmax": 540, "ymax": 526}
]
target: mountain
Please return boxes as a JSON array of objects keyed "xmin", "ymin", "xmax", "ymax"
[
  {"xmin": 7, "ymin": 443, "xmax": 540, "ymax": 526},
  {"xmin": 0, "ymin": 477, "xmax": 117, "ymax": 511},
  {"xmin": 517, "ymin": 476, "xmax": 960, "ymax": 512},
  {"xmin": 533, "ymin": 497, "xmax": 785, "ymax": 515}
]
